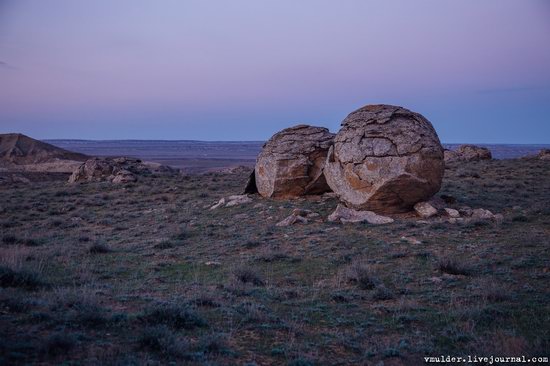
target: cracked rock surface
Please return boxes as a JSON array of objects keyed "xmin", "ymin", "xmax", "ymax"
[
  {"xmin": 255, "ymin": 125, "xmax": 335, "ymax": 198},
  {"xmin": 444, "ymin": 145, "xmax": 492, "ymax": 164},
  {"xmin": 324, "ymin": 104, "xmax": 444, "ymax": 213},
  {"xmin": 68, "ymin": 157, "xmax": 175, "ymax": 184}
]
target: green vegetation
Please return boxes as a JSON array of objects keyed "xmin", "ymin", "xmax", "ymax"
[{"xmin": 0, "ymin": 159, "xmax": 549, "ymax": 364}]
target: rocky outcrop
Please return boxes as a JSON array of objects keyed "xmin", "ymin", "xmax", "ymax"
[
  {"xmin": 444, "ymin": 145, "xmax": 492, "ymax": 164},
  {"xmin": 68, "ymin": 157, "xmax": 174, "ymax": 184},
  {"xmin": 254, "ymin": 125, "xmax": 335, "ymax": 198},
  {"xmin": 328, "ymin": 204, "xmax": 394, "ymax": 224},
  {"xmin": 538, "ymin": 149, "xmax": 550, "ymax": 160},
  {"xmin": 111, "ymin": 170, "xmax": 137, "ymax": 184},
  {"xmin": 324, "ymin": 104, "xmax": 444, "ymax": 214}
]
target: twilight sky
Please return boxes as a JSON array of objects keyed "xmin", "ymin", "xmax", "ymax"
[{"xmin": 1, "ymin": 0, "xmax": 549, "ymax": 142}]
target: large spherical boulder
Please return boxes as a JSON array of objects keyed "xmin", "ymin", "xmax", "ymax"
[
  {"xmin": 255, "ymin": 125, "xmax": 335, "ymax": 198},
  {"xmin": 324, "ymin": 104, "xmax": 444, "ymax": 213}
]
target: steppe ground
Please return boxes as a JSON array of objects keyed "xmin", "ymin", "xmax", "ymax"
[{"xmin": 0, "ymin": 159, "xmax": 549, "ymax": 365}]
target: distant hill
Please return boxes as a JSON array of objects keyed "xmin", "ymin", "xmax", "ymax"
[{"xmin": 0, "ymin": 133, "xmax": 89, "ymax": 173}]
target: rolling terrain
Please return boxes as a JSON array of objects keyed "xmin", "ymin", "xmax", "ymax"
[
  {"xmin": 46, "ymin": 140, "xmax": 263, "ymax": 173},
  {"xmin": 0, "ymin": 157, "xmax": 548, "ymax": 364},
  {"xmin": 45, "ymin": 139, "xmax": 550, "ymax": 173},
  {"xmin": 0, "ymin": 134, "xmax": 88, "ymax": 173}
]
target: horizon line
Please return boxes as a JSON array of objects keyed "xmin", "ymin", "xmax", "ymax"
[{"xmin": 41, "ymin": 138, "xmax": 550, "ymax": 146}]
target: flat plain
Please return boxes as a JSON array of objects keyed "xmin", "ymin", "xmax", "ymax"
[
  {"xmin": 45, "ymin": 140, "xmax": 550, "ymax": 173},
  {"xmin": 0, "ymin": 157, "xmax": 549, "ymax": 365}
]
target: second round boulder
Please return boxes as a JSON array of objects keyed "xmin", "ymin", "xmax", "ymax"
[{"xmin": 255, "ymin": 125, "xmax": 334, "ymax": 198}]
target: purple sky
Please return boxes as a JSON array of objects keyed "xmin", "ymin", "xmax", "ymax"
[{"xmin": 1, "ymin": 0, "xmax": 549, "ymax": 142}]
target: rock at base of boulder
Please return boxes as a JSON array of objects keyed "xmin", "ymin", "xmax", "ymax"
[
  {"xmin": 328, "ymin": 204, "xmax": 394, "ymax": 225},
  {"xmin": 225, "ymin": 195, "xmax": 253, "ymax": 207},
  {"xmin": 400, "ymin": 236, "xmax": 422, "ymax": 245},
  {"xmin": 444, "ymin": 208, "xmax": 460, "ymax": 218},
  {"xmin": 448, "ymin": 208, "xmax": 503, "ymax": 224},
  {"xmin": 210, "ymin": 198, "xmax": 226, "ymax": 210},
  {"xmin": 471, "ymin": 208, "xmax": 495, "ymax": 220},
  {"xmin": 276, "ymin": 214, "xmax": 308, "ymax": 227},
  {"xmin": 275, "ymin": 208, "xmax": 320, "ymax": 227},
  {"xmin": 414, "ymin": 202, "xmax": 438, "ymax": 218},
  {"xmin": 210, "ymin": 195, "xmax": 253, "ymax": 209}
]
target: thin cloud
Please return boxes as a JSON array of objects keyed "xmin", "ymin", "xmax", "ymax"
[
  {"xmin": 0, "ymin": 60, "xmax": 17, "ymax": 70},
  {"xmin": 477, "ymin": 85, "xmax": 550, "ymax": 94}
]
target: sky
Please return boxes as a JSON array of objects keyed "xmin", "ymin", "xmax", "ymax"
[{"xmin": 0, "ymin": 0, "xmax": 549, "ymax": 143}]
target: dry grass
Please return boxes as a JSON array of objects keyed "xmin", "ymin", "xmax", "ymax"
[{"xmin": 0, "ymin": 159, "xmax": 549, "ymax": 364}]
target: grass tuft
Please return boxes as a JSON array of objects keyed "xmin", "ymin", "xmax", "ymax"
[
  {"xmin": 343, "ymin": 262, "xmax": 380, "ymax": 290},
  {"xmin": 88, "ymin": 242, "xmax": 113, "ymax": 254},
  {"xmin": 43, "ymin": 332, "xmax": 77, "ymax": 357},
  {"xmin": 141, "ymin": 302, "xmax": 207, "ymax": 330},
  {"xmin": 438, "ymin": 258, "xmax": 472, "ymax": 276},
  {"xmin": 233, "ymin": 267, "xmax": 265, "ymax": 286},
  {"xmin": 0, "ymin": 266, "xmax": 45, "ymax": 290}
]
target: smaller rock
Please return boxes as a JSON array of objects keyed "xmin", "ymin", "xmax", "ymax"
[
  {"xmin": 448, "ymin": 217, "xmax": 466, "ymax": 224},
  {"xmin": 111, "ymin": 170, "xmax": 137, "ymax": 184},
  {"xmin": 276, "ymin": 208, "xmax": 320, "ymax": 227},
  {"xmin": 328, "ymin": 204, "xmax": 394, "ymax": 225},
  {"xmin": 494, "ymin": 213, "xmax": 504, "ymax": 223},
  {"xmin": 471, "ymin": 208, "xmax": 494, "ymax": 220},
  {"xmin": 414, "ymin": 202, "xmax": 438, "ymax": 218},
  {"xmin": 234, "ymin": 213, "xmax": 248, "ymax": 220},
  {"xmin": 225, "ymin": 195, "xmax": 253, "ymax": 207},
  {"xmin": 444, "ymin": 208, "xmax": 460, "ymax": 218},
  {"xmin": 205, "ymin": 261, "xmax": 221, "ymax": 266},
  {"xmin": 400, "ymin": 236, "xmax": 422, "ymax": 245},
  {"xmin": 210, "ymin": 198, "xmax": 226, "ymax": 210},
  {"xmin": 538, "ymin": 149, "xmax": 550, "ymax": 160},
  {"xmin": 11, "ymin": 175, "xmax": 30, "ymax": 183},
  {"xmin": 210, "ymin": 195, "xmax": 253, "ymax": 209},
  {"xmin": 276, "ymin": 214, "xmax": 308, "ymax": 227}
]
